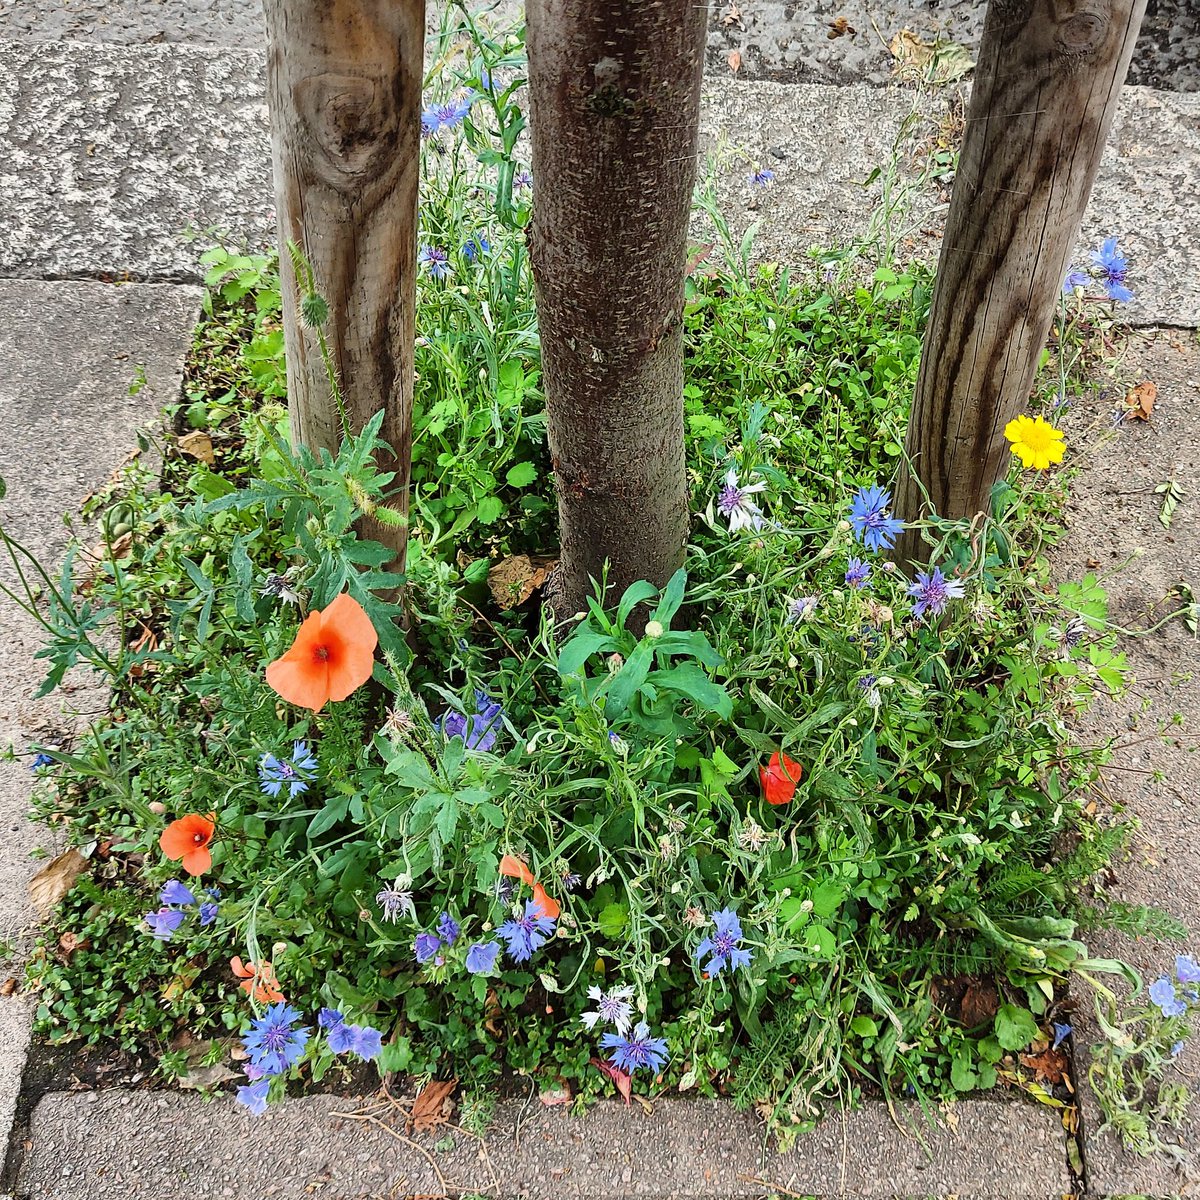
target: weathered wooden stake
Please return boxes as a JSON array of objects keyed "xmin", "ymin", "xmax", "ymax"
[
  {"xmin": 526, "ymin": 0, "xmax": 706, "ymax": 622},
  {"xmin": 892, "ymin": 0, "xmax": 1146, "ymax": 566},
  {"xmin": 263, "ymin": 1, "xmax": 425, "ymax": 568}
]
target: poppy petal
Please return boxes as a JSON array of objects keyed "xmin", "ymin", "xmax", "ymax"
[
  {"xmin": 499, "ymin": 855, "xmax": 535, "ymax": 886},
  {"xmin": 321, "ymin": 593, "xmax": 378, "ymax": 654},
  {"xmin": 181, "ymin": 845, "xmax": 212, "ymax": 876},
  {"xmin": 324, "ymin": 631, "xmax": 377, "ymax": 702},
  {"xmin": 266, "ymin": 654, "xmax": 331, "ymax": 713},
  {"xmin": 531, "ymin": 883, "xmax": 561, "ymax": 920}
]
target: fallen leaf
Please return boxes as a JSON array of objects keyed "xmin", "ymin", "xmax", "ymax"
[
  {"xmin": 720, "ymin": 3, "xmax": 744, "ymax": 29},
  {"xmin": 484, "ymin": 988, "xmax": 503, "ymax": 1039},
  {"xmin": 1019, "ymin": 1043, "xmax": 1069, "ymax": 1085},
  {"xmin": 890, "ymin": 30, "xmax": 974, "ymax": 84},
  {"xmin": 487, "ymin": 554, "xmax": 556, "ymax": 609},
  {"xmin": 179, "ymin": 1062, "xmax": 239, "ymax": 1091},
  {"xmin": 1124, "ymin": 380, "xmax": 1157, "ymax": 421},
  {"xmin": 58, "ymin": 932, "xmax": 90, "ymax": 960},
  {"xmin": 961, "ymin": 979, "xmax": 1000, "ymax": 1028},
  {"xmin": 0, "ymin": 979, "xmax": 17, "ymax": 997},
  {"xmin": 828, "ymin": 15, "xmax": 856, "ymax": 38},
  {"xmin": 178, "ymin": 430, "xmax": 215, "ymax": 466},
  {"xmin": 28, "ymin": 849, "xmax": 89, "ymax": 918},
  {"xmin": 591, "ymin": 1056, "xmax": 632, "ymax": 1105},
  {"xmin": 409, "ymin": 1079, "xmax": 457, "ymax": 1133},
  {"xmin": 539, "ymin": 1080, "xmax": 573, "ymax": 1107},
  {"xmin": 727, "ymin": 49, "xmax": 742, "ymax": 74}
]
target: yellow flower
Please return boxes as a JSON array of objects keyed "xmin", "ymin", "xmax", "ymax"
[{"xmin": 1004, "ymin": 414, "xmax": 1066, "ymax": 470}]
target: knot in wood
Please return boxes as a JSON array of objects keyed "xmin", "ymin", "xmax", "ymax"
[
  {"xmin": 293, "ymin": 72, "xmax": 399, "ymax": 190},
  {"xmin": 1057, "ymin": 9, "xmax": 1108, "ymax": 54}
]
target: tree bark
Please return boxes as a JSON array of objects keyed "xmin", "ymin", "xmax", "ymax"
[
  {"xmin": 263, "ymin": 0, "xmax": 424, "ymax": 569},
  {"xmin": 892, "ymin": 0, "xmax": 1146, "ymax": 567},
  {"xmin": 526, "ymin": 0, "xmax": 706, "ymax": 622}
]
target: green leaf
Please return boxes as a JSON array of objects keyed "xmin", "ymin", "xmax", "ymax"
[
  {"xmin": 603, "ymin": 641, "xmax": 653, "ymax": 719},
  {"xmin": 652, "ymin": 568, "xmax": 688, "ymax": 628},
  {"xmin": 476, "ymin": 495, "xmax": 504, "ymax": 524},
  {"xmin": 994, "ymin": 1003, "xmax": 1039, "ymax": 1051},
  {"xmin": 950, "ymin": 1050, "xmax": 978, "ymax": 1092},
  {"xmin": 850, "ymin": 1015, "xmax": 878, "ymax": 1038},
  {"xmin": 307, "ymin": 795, "xmax": 350, "ymax": 839},
  {"xmin": 505, "ymin": 462, "xmax": 537, "ymax": 488},
  {"xmin": 654, "ymin": 663, "xmax": 732, "ymax": 720},
  {"xmin": 805, "ymin": 925, "xmax": 836, "ymax": 956},
  {"xmin": 597, "ymin": 902, "xmax": 627, "ymax": 938},
  {"xmin": 616, "ymin": 579, "xmax": 658, "ymax": 630},
  {"xmin": 810, "ymin": 882, "xmax": 844, "ymax": 919},
  {"xmin": 556, "ymin": 627, "xmax": 613, "ymax": 676}
]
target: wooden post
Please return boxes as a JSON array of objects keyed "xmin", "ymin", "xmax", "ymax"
[
  {"xmin": 892, "ymin": 0, "xmax": 1146, "ymax": 566},
  {"xmin": 262, "ymin": 1, "xmax": 425, "ymax": 568}
]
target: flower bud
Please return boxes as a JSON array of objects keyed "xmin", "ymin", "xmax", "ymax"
[
  {"xmin": 148, "ymin": 801, "xmax": 166, "ymax": 815},
  {"xmin": 644, "ymin": 620, "xmax": 664, "ymax": 639}
]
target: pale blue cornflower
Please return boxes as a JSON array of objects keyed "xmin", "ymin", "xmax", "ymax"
[
  {"xmin": 1051, "ymin": 1022, "xmax": 1072, "ymax": 1050},
  {"xmin": 601, "ymin": 1022, "xmax": 669, "ymax": 1075},
  {"xmin": 907, "ymin": 565, "xmax": 966, "ymax": 620},
  {"xmin": 462, "ymin": 233, "xmax": 491, "ymax": 263},
  {"xmin": 848, "ymin": 485, "xmax": 904, "ymax": 552},
  {"xmin": 694, "ymin": 907, "xmax": 752, "ymax": 976},
  {"xmin": 375, "ymin": 875, "xmax": 415, "ymax": 923},
  {"xmin": 497, "ymin": 901, "xmax": 556, "ymax": 963},
  {"xmin": 1149, "ymin": 976, "xmax": 1188, "ymax": 1019},
  {"xmin": 716, "ymin": 468, "xmax": 767, "ymax": 533},
  {"xmin": 748, "ymin": 167, "xmax": 776, "ymax": 187},
  {"xmin": 259, "ymin": 741, "xmax": 318, "ymax": 799},
  {"xmin": 1062, "ymin": 267, "xmax": 1090, "ymax": 296},
  {"xmin": 581, "ymin": 984, "xmax": 635, "ymax": 1035},
  {"xmin": 418, "ymin": 245, "xmax": 453, "ymax": 280},
  {"xmin": 1091, "ymin": 236, "xmax": 1133, "ymax": 303},
  {"xmin": 844, "ymin": 558, "xmax": 871, "ymax": 589},
  {"xmin": 785, "ymin": 595, "xmax": 819, "ymax": 623},
  {"xmin": 514, "ymin": 169, "xmax": 533, "ymax": 193}
]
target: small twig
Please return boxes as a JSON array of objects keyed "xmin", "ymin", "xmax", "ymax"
[
  {"xmin": 330, "ymin": 1109, "xmax": 453, "ymax": 1198},
  {"xmin": 460, "ymin": 597, "xmax": 555, "ymax": 706},
  {"xmin": 737, "ymin": 1176, "xmax": 816, "ymax": 1199}
]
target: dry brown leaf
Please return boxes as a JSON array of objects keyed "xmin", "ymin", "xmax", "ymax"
[
  {"xmin": 890, "ymin": 29, "xmax": 974, "ymax": 83},
  {"xmin": 178, "ymin": 430, "xmax": 215, "ymax": 465},
  {"xmin": 727, "ymin": 49, "xmax": 742, "ymax": 73},
  {"xmin": 1020, "ymin": 1045, "xmax": 1069, "ymax": 1085},
  {"xmin": 58, "ymin": 932, "xmax": 90, "ymax": 960},
  {"xmin": 28, "ymin": 849, "xmax": 88, "ymax": 918},
  {"xmin": 590, "ymin": 1056, "xmax": 632, "ymax": 1105},
  {"xmin": 408, "ymin": 1079, "xmax": 457, "ymax": 1133},
  {"xmin": 179, "ymin": 1061, "xmax": 239, "ymax": 1090},
  {"xmin": 539, "ymin": 1080, "xmax": 573, "ymax": 1107},
  {"xmin": 1125, "ymin": 380, "xmax": 1157, "ymax": 421},
  {"xmin": 720, "ymin": 3, "xmax": 744, "ymax": 29},
  {"xmin": 960, "ymin": 979, "xmax": 1000, "ymax": 1028},
  {"xmin": 0, "ymin": 979, "xmax": 17, "ymax": 997},
  {"xmin": 487, "ymin": 554, "xmax": 555, "ymax": 609},
  {"xmin": 828, "ymin": 15, "xmax": 856, "ymax": 38},
  {"xmin": 484, "ymin": 987, "xmax": 503, "ymax": 1039}
]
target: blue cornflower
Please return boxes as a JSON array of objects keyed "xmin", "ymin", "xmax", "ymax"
[
  {"xmin": 1051, "ymin": 1022, "xmax": 1072, "ymax": 1050},
  {"xmin": 28, "ymin": 753, "xmax": 55, "ymax": 772},
  {"xmin": 1176, "ymin": 954, "xmax": 1200, "ymax": 985},
  {"xmin": 907, "ymin": 565, "xmax": 966, "ymax": 620},
  {"xmin": 235, "ymin": 1077, "xmax": 270, "ymax": 1116},
  {"xmin": 259, "ymin": 741, "xmax": 318, "ymax": 799},
  {"xmin": 415, "ymin": 932, "xmax": 443, "ymax": 964},
  {"xmin": 159, "ymin": 880, "xmax": 196, "ymax": 907},
  {"xmin": 1091, "ymin": 236, "xmax": 1133, "ymax": 303},
  {"xmin": 844, "ymin": 558, "xmax": 871, "ymax": 589},
  {"xmin": 514, "ymin": 169, "xmax": 533, "ymax": 193},
  {"xmin": 437, "ymin": 913, "xmax": 460, "ymax": 945},
  {"xmin": 420, "ymin": 106, "xmax": 441, "ymax": 138},
  {"xmin": 1062, "ymin": 267, "xmax": 1090, "ymax": 295},
  {"xmin": 437, "ymin": 690, "xmax": 504, "ymax": 752},
  {"xmin": 848, "ymin": 485, "xmax": 905, "ymax": 552},
  {"xmin": 465, "ymin": 941, "xmax": 501, "ymax": 975},
  {"xmin": 497, "ymin": 901, "xmax": 556, "ymax": 963},
  {"xmin": 242, "ymin": 1003, "xmax": 309, "ymax": 1076},
  {"xmin": 435, "ymin": 94, "xmax": 474, "ymax": 129},
  {"xmin": 144, "ymin": 907, "xmax": 186, "ymax": 941},
  {"xmin": 600, "ymin": 1021, "xmax": 669, "ymax": 1075},
  {"xmin": 785, "ymin": 595, "xmax": 819, "ymax": 624},
  {"xmin": 560, "ymin": 868, "xmax": 582, "ymax": 892},
  {"xmin": 198, "ymin": 901, "xmax": 219, "ymax": 927},
  {"xmin": 1172, "ymin": 1040, "xmax": 1186, "ymax": 1058},
  {"xmin": 748, "ymin": 168, "xmax": 776, "ymax": 187},
  {"xmin": 694, "ymin": 907, "xmax": 752, "ymax": 976},
  {"xmin": 418, "ymin": 245, "xmax": 453, "ymax": 280},
  {"xmin": 1149, "ymin": 976, "xmax": 1188, "ymax": 1019},
  {"xmin": 462, "ymin": 233, "xmax": 491, "ymax": 263}
]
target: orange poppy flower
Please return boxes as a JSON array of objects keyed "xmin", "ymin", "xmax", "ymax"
[
  {"xmin": 759, "ymin": 751, "xmax": 803, "ymax": 806},
  {"xmin": 499, "ymin": 854, "xmax": 561, "ymax": 920},
  {"xmin": 265, "ymin": 592, "xmax": 378, "ymax": 713},
  {"xmin": 159, "ymin": 812, "xmax": 216, "ymax": 875},
  {"xmin": 230, "ymin": 956, "xmax": 285, "ymax": 1003}
]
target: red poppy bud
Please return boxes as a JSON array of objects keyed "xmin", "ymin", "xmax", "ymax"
[{"xmin": 759, "ymin": 751, "xmax": 803, "ymax": 805}]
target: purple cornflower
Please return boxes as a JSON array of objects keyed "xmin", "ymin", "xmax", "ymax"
[
  {"xmin": 601, "ymin": 1021, "xmax": 669, "ymax": 1075},
  {"xmin": 907, "ymin": 565, "xmax": 966, "ymax": 620},
  {"xmin": 1149, "ymin": 976, "xmax": 1188, "ymax": 1019},
  {"xmin": 1176, "ymin": 954, "xmax": 1200, "ymax": 985},
  {"xmin": 437, "ymin": 913, "xmax": 460, "ymax": 945},
  {"xmin": 259, "ymin": 740, "xmax": 317, "ymax": 799},
  {"xmin": 144, "ymin": 906, "xmax": 186, "ymax": 941},
  {"xmin": 160, "ymin": 880, "xmax": 196, "ymax": 907},
  {"xmin": 415, "ymin": 932, "xmax": 443, "ymax": 964},
  {"xmin": 748, "ymin": 168, "xmax": 776, "ymax": 187},
  {"xmin": 198, "ymin": 900, "xmax": 219, "ymax": 926},
  {"xmin": 848, "ymin": 485, "xmax": 905, "ymax": 552},
  {"xmin": 560, "ymin": 868, "xmax": 582, "ymax": 892},
  {"xmin": 28, "ymin": 752, "xmax": 54, "ymax": 772},
  {"xmin": 1091, "ymin": 236, "xmax": 1133, "ymax": 303},
  {"xmin": 716, "ymin": 468, "xmax": 767, "ymax": 533},
  {"xmin": 497, "ymin": 900, "xmax": 556, "ymax": 963},
  {"xmin": 435, "ymin": 94, "xmax": 474, "ymax": 129},
  {"xmin": 242, "ymin": 1003, "xmax": 310, "ymax": 1076},
  {"xmin": 420, "ymin": 106, "xmax": 441, "ymax": 138},
  {"xmin": 514, "ymin": 169, "xmax": 533, "ymax": 193},
  {"xmin": 465, "ymin": 941, "xmax": 501, "ymax": 974},
  {"xmin": 785, "ymin": 595, "xmax": 819, "ymax": 623},
  {"xmin": 418, "ymin": 245, "xmax": 453, "ymax": 280},
  {"xmin": 376, "ymin": 875, "xmax": 415, "ymax": 924},
  {"xmin": 437, "ymin": 690, "xmax": 504, "ymax": 752},
  {"xmin": 462, "ymin": 233, "xmax": 491, "ymax": 263},
  {"xmin": 581, "ymin": 984, "xmax": 635, "ymax": 1035},
  {"xmin": 694, "ymin": 907, "xmax": 752, "ymax": 976},
  {"xmin": 1062, "ymin": 267, "xmax": 1090, "ymax": 295},
  {"xmin": 236, "ymin": 1077, "xmax": 270, "ymax": 1116},
  {"xmin": 844, "ymin": 558, "xmax": 871, "ymax": 589},
  {"xmin": 495, "ymin": 877, "xmax": 517, "ymax": 905},
  {"xmin": 1051, "ymin": 1022, "xmax": 1072, "ymax": 1050}
]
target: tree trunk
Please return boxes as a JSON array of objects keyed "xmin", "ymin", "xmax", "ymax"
[
  {"xmin": 263, "ymin": 0, "xmax": 424, "ymax": 569},
  {"xmin": 892, "ymin": 0, "xmax": 1146, "ymax": 567},
  {"xmin": 526, "ymin": 0, "xmax": 705, "ymax": 622}
]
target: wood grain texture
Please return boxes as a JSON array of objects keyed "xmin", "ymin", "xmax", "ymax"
[
  {"xmin": 526, "ymin": 0, "xmax": 706, "ymax": 622},
  {"xmin": 263, "ymin": 0, "xmax": 424, "ymax": 566},
  {"xmin": 893, "ymin": 0, "xmax": 1147, "ymax": 567}
]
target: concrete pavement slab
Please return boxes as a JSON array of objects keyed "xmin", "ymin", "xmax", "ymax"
[
  {"xmin": 17, "ymin": 1090, "xmax": 1073, "ymax": 1198},
  {"xmin": 0, "ymin": 278, "xmax": 201, "ymax": 1172},
  {"xmin": 0, "ymin": 40, "xmax": 1196, "ymax": 329}
]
